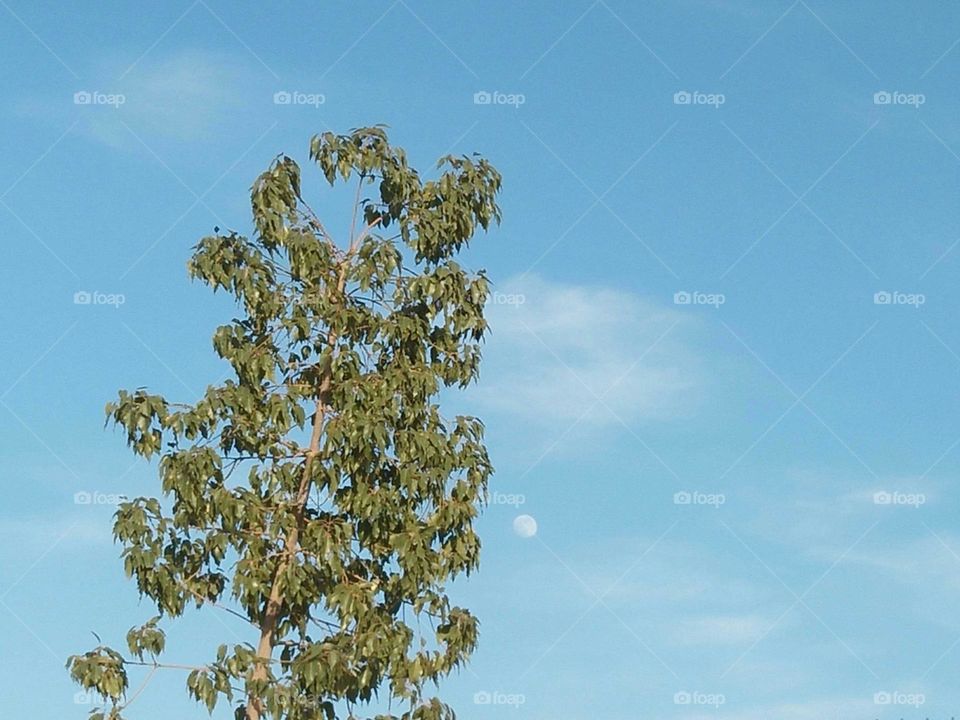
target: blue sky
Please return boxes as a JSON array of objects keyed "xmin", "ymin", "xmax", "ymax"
[{"xmin": 3, "ymin": 1, "xmax": 960, "ymax": 718}]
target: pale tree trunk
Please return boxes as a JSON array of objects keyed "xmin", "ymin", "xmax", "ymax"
[{"xmin": 247, "ymin": 264, "xmax": 347, "ymax": 720}]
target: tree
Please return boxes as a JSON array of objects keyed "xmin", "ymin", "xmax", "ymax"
[{"xmin": 68, "ymin": 126, "xmax": 502, "ymax": 720}]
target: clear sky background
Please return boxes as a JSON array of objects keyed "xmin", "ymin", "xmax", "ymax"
[{"xmin": 3, "ymin": 1, "xmax": 960, "ymax": 718}]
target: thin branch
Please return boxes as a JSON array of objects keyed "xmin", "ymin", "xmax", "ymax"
[
  {"xmin": 177, "ymin": 580, "xmax": 259, "ymax": 627},
  {"xmin": 125, "ymin": 660, "xmax": 209, "ymax": 671},
  {"xmin": 297, "ymin": 197, "xmax": 338, "ymax": 250},
  {"xmin": 119, "ymin": 664, "xmax": 158, "ymax": 710},
  {"xmin": 349, "ymin": 174, "xmax": 365, "ymax": 247},
  {"xmin": 353, "ymin": 216, "xmax": 383, "ymax": 250}
]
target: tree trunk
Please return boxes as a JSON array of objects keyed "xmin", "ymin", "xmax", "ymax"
[{"xmin": 246, "ymin": 266, "xmax": 346, "ymax": 720}]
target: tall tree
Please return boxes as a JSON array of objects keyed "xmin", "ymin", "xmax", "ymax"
[{"xmin": 68, "ymin": 126, "xmax": 502, "ymax": 720}]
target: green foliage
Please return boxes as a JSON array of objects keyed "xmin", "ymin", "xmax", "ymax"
[{"xmin": 68, "ymin": 127, "xmax": 502, "ymax": 720}]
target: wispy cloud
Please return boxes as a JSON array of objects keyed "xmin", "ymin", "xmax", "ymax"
[
  {"xmin": 0, "ymin": 515, "xmax": 112, "ymax": 548},
  {"xmin": 673, "ymin": 614, "xmax": 771, "ymax": 646},
  {"xmin": 112, "ymin": 49, "xmax": 247, "ymax": 140},
  {"xmin": 473, "ymin": 274, "xmax": 702, "ymax": 426},
  {"xmin": 16, "ymin": 49, "xmax": 255, "ymax": 148},
  {"xmin": 680, "ymin": 696, "xmax": 877, "ymax": 720}
]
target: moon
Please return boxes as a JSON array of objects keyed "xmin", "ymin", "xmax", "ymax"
[{"xmin": 513, "ymin": 514, "xmax": 537, "ymax": 538}]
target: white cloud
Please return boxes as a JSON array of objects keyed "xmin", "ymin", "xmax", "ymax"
[
  {"xmin": 680, "ymin": 696, "xmax": 877, "ymax": 720},
  {"xmin": 114, "ymin": 50, "xmax": 245, "ymax": 140},
  {"xmin": 842, "ymin": 532, "xmax": 960, "ymax": 630},
  {"xmin": 676, "ymin": 0, "xmax": 775, "ymax": 20},
  {"xmin": 474, "ymin": 274, "xmax": 701, "ymax": 426},
  {"xmin": 0, "ymin": 515, "xmax": 112, "ymax": 548},
  {"xmin": 739, "ymin": 473, "xmax": 960, "ymax": 632},
  {"xmin": 742, "ymin": 470, "xmax": 939, "ymax": 560},
  {"xmin": 16, "ymin": 49, "xmax": 251, "ymax": 148},
  {"xmin": 673, "ymin": 614, "xmax": 770, "ymax": 645}
]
